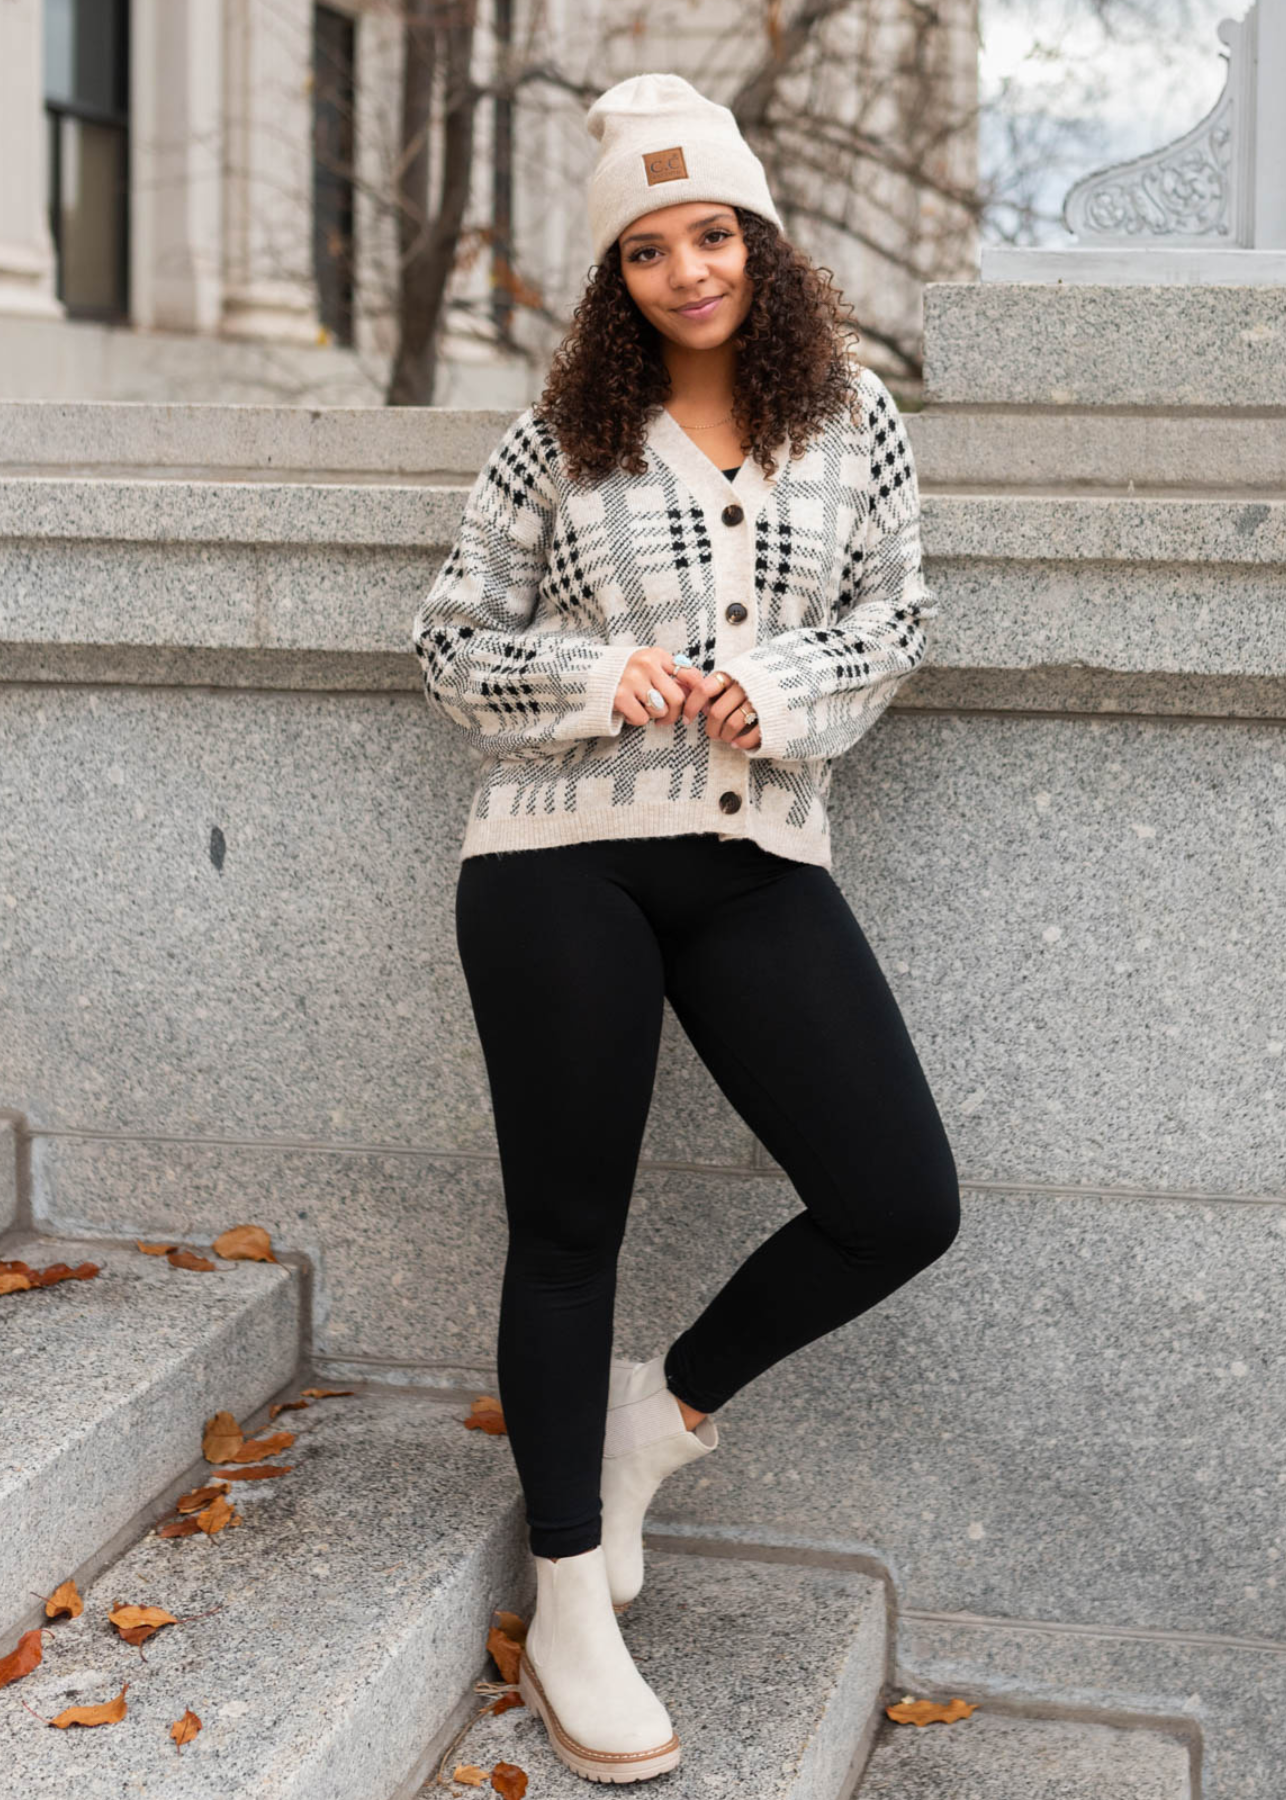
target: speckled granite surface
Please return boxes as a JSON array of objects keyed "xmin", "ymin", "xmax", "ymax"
[
  {"xmin": 1, "ymin": 1229, "xmax": 297, "ymax": 1643},
  {"xmin": 0, "ymin": 1395, "xmax": 529, "ymax": 1800},
  {"xmin": 436, "ymin": 1550, "xmax": 886, "ymax": 1799},
  {"xmin": 858, "ymin": 1710, "xmax": 1190, "ymax": 1798}
]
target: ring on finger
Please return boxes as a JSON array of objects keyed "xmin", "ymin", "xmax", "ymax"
[{"xmin": 646, "ymin": 686, "xmax": 666, "ymax": 711}]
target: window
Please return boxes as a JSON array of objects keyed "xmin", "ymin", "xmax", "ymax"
[
  {"xmin": 313, "ymin": 5, "xmax": 357, "ymax": 347},
  {"xmin": 44, "ymin": 0, "xmax": 131, "ymax": 320},
  {"xmin": 491, "ymin": 0, "xmax": 514, "ymax": 338}
]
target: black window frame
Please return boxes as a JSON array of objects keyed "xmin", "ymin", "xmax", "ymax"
[
  {"xmin": 312, "ymin": 2, "xmax": 358, "ymax": 349},
  {"xmin": 45, "ymin": 0, "xmax": 131, "ymax": 323}
]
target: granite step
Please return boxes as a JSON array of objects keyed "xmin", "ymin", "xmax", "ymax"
[
  {"xmin": 0, "ymin": 1392, "xmax": 529, "ymax": 1799},
  {"xmin": 0, "ymin": 1228, "xmax": 298, "ymax": 1643},
  {"xmin": 432, "ymin": 1546, "xmax": 887, "ymax": 1798},
  {"xmin": 856, "ymin": 1707, "xmax": 1191, "ymax": 1799}
]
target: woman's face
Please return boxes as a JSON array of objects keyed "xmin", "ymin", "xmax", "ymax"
[{"xmin": 617, "ymin": 202, "xmax": 753, "ymax": 348}]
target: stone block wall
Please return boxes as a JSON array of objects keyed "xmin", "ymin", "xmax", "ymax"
[{"xmin": 2, "ymin": 286, "xmax": 1283, "ymax": 1794}]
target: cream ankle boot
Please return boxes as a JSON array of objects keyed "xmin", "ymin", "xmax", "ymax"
[
  {"xmin": 601, "ymin": 1354, "xmax": 719, "ymax": 1612},
  {"xmin": 519, "ymin": 1542, "xmax": 681, "ymax": 1783}
]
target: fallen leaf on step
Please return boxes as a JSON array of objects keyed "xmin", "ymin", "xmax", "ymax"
[
  {"xmin": 176, "ymin": 1482, "xmax": 231, "ymax": 1513},
  {"xmin": 201, "ymin": 1410, "xmax": 294, "ymax": 1465},
  {"xmin": 209, "ymin": 1464, "xmax": 293, "ymax": 1482},
  {"xmin": 108, "ymin": 1604, "xmax": 179, "ymax": 1647},
  {"xmin": 0, "ymin": 1629, "xmax": 44, "ymax": 1687},
  {"xmin": 464, "ymin": 1396, "xmax": 507, "ymax": 1435},
  {"xmin": 0, "ymin": 1258, "xmax": 99, "ymax": 1293},
  {"xmin": 203, "ymin": 1411, "xmax": 246, "ymax": 1462},
  {"xmin": 45, "ymin": 1579, "xmax": 83, "ymax": 1620},
  {"xmin": 167, "ymin": 1248, "xmax": 216, "ymax": 1272},
  {"xmin": 48, "ymin": 1681, "xmax": 130, "ymax": 1727},
  {"xmin": 170, "ymin": 1707, "xmax": 202, "ymax": 1748},
  {"xmin": 885, "ymin": 1695, "xmax": 977, "ymax": 1726},
  {"xmin": 452, "ymin": 1767, "xmax": 488, "ymax": 1787},
  {"xmin": 156, "ymin": 1517, "xmax": 203, "ymax": 1538},
  {"xmin": 136, "ymin": 1241, "xmax": 178, "ymax": 1256},
  {"xmin": 227, "ymin": 1431, "xmax": 294, "ymax": 1461},
  {"xmin": 212, "ymin": 1224, "xmax": 279, "ymax": 1262},
  {"xmin": 267, "ymin": 1387, "xmax": 356, "ymax": 1418},
  {"xmin": 193, "ymin": 1493, "xmax": 240, "ymax": 1535},
  {"xmin": 487, "ymin": 1692, "xmax": 523, "ymax": 1716},
  {"xmin": 490, "ymin": 1764, "xmax": 528, "ymax": 1799},
  {"xmin": 487, "ymin": 1624, "xmax": 524, "ymax": 1686}
]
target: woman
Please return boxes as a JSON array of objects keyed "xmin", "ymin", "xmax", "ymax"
[{"xmin": 411, "ymin": 72, "xmax": 960, "ymax": 1785}]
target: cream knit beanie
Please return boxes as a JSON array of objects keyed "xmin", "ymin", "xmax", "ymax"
[{"xmin": 585, "ymin": 72, "xmax": 783, "ymax": 265}]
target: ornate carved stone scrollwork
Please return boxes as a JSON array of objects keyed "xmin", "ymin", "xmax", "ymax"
[{"xmin": 1062, "ymin": 11, "xmax": 1256, "ymax": 246}]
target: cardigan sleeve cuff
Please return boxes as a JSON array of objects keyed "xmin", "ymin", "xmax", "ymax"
[{"xmin": 578, "ymin": 640, "xmax": 641, "ymax": 739}]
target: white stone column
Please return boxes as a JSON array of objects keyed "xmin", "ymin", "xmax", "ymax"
[
  {"xmin": 1255, "ymin": 0, "xmax": 1286, "ymax": 246},
  {"xmin": 352, "ymin": 1, "xmax": 403, "ymax": 359},
  {"xmin": 130, "ymin": 0, "xmax": 226, "ymax": 332},
  {"xmin": 0, "ymin": 0, "xmax": 65, "ymax": 319},
  {"xmin": 221, "ymin": 0, "xmax": 319, "ymax": 342}
]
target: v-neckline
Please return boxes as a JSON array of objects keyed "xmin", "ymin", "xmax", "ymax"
[{"xmin": 646, "ymin": 405, "xmax": 787, "ymax": 522}]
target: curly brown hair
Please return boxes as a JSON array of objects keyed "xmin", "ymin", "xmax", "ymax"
[{"xmin": 536, "ymin": 207, "xmax": 866, "ymax": 484}]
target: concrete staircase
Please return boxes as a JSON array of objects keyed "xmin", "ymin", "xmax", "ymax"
[{"xmin": 1, "ymin": 1214, "xmax": 1193, "ymax": 1798}]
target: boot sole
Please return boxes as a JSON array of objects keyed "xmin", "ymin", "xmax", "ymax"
[{"xmin": 518, "ymin": 1651, "xmax": 681, "ymax": 1783}]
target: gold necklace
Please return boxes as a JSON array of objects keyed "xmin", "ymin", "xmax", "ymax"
[{"xmin": 669, "ymin": 408, "xmax": 734, "ymax": 431}]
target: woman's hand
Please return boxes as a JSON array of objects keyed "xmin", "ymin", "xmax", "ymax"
[
  {"xmin": 613, "ymin": 649, "xmax": 761, "ymax": 750},
  {"xmin": 613, "ymin": 647, "xmax": 713, "ymax": 728},
  {"xmin": 697, "ymin": 670, "xmax": 761, "ymax": 752}
]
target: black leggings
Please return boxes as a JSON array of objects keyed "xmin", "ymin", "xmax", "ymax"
[{"xmin": 455, "ymin": 832, "xmax": 960, "ymax": 1558}]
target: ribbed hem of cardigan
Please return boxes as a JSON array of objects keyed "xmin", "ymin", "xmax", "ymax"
[{"xmin": 457, "ymin": 800, "xmax": 832, "ymax": 869}]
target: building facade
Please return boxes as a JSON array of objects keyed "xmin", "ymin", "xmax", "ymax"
[{"xmin": 0, "ymin": 0, "xmax": 979, "ymax": 406}]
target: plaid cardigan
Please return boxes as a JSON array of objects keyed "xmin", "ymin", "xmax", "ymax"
[{"xmin": 410, "ymin": 365, "xmax": 938, "ymax": 868}]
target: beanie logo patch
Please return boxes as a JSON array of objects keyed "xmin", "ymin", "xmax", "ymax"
[{"xmin": 642, "ymin": 146, "xmax": 688, "ymax": 186}]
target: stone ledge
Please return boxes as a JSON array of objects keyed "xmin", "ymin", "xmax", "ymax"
[
  {"xmin": 0, "ymin": 399, "xmax": 515, "ymax": 477},
  {"xmin": 0, "ymin": 1230, "xmax": 299, "ymax": 1645},
  {"xmin": 924, "ymin": 283, "xmax": 1286, "ymax": 408},
  {"xmin": 913, "ymin": 412, "xmax": 1286, "ymax": 492}
]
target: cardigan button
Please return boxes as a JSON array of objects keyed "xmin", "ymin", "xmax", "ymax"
[
  {"xmin": 718, "ymin": 790, "xmax": 742, "ymax": 814},
  {"xmin": 720, "ymin": 503, "xmax": 745, "ymax": 526},
  {"xmin": 725, "ymin": 601, "xmax": 748, "ymax": 624}
]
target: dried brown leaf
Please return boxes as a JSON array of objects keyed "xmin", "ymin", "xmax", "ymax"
[
  {"xmin": 212, "ymin": 1224, "xmax": 278, "ymax": 1263},
  {"xmin": 156, "ymin": 1516, "xmax": 203, "ymax": 1538},
  {"xmin": 108, "ymin": 1604, "xmax": 178, "ymax": 1647},
  {"xmin": 202, "ymin": 1411, "xmax": 245, "ymax": 1463},
  {"xmin": 45, "ymin": 1579, "xmax": 82, "ymax": 1619},
  {"xmin": 464, "ymin": 1397, "xmax": 507, "ymax": 1436},
  {"xmin": 170, "ymin": 1707, "xmax": 202, "ymax": 1746},
  {"xmin": 167, "ymin": 1248, "xmax": 216, "ymax": 1272},
  {"xmin": 885, "ymin": 1695, "xmax": 978, "ymax": 1726},
  {"xmin": 226, "ymin": 1431, "xmax": 294, "ymax": 1462},
  {"xmin": 0, "ymin": 1629, "xmax": 43, "ymax": 1687},
  {"xmin": 194, "ymin": 1493, "xmax": 239, "ymax": 1535},
  {"xmin": 487, "ymin": 1626, "xmax": 524, "ymax": 1686},
  {"xmin": 49, "ymin": 1681, "xmax": 130, "ymax": 1727},
  {"xmin": 210, "ymin": 1464, "xmax": 292, "ymax": 1482},
  {"xmin": 1, "ymin": 1258, "xmax": 99, "ymax": 1292},
  {"xmin": 490, "ymin": 1763, "xmax": 528, "ymax": 1799}
]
